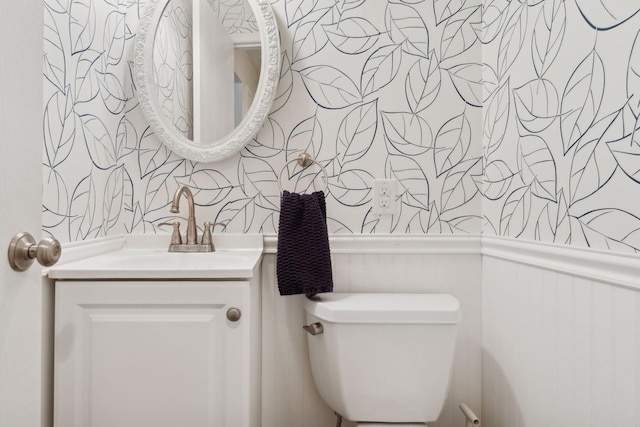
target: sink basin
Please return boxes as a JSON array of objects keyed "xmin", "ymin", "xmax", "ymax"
[{"xmin": 47, "ymin": 234, "xmax": 263, "ymax": 280}]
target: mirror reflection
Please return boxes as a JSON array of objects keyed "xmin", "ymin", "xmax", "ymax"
[{"xmin": 152, "ymin": 0, "xmax": 261, "ymax": 144}]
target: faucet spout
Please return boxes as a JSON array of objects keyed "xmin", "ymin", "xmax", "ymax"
[{"xmin": 171, "ymin": 186, "xmax": 197, "ymax": 245}]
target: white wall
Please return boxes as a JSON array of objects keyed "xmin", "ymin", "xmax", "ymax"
[
  {"xmin": 261, "ymin": 236, "xmax": 482, "ymax": 427},
  {"xmin": 482, "ymin": 238, "xmax": 640, "ymax": 426}
]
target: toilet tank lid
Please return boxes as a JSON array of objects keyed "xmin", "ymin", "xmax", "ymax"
[{"xmin": 304, "ymin": 293, "xmax": 461, "ymax": 324}]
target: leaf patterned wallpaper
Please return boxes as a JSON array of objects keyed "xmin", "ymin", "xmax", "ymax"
[
  {"xmin": 482, "ymin": 0, "xmax": 640, "ymax": 253},
  {"xmin": 42, "ymin": 0, "xmax": 640, "ymax": 254},
  {"xmin": 153, "ymin": 0, "xmax": 193, "ymax": 139},
  {"xmin": 43, "ymin": 0, "xmax": 483, "ymax": 242}
]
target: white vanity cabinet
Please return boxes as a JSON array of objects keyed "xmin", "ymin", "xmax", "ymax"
[{"xmin": 48, "ymin": 235, "xmax": 263, "ymax": 427}]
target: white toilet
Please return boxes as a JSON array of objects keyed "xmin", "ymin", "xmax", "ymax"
[{"xmin": 303, "ymin": 293, "xmax": 461, "ymax": 426}]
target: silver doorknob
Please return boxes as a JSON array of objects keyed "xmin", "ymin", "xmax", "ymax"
[
  {"xmin": 226, "ymin": 307, "xmax": 242, "ymax": 322},
  {"xmin": 8, "ymin": 232, "xmax": 62, "ymax": 272}
]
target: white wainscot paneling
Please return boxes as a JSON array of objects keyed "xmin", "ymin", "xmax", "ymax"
[
  {"xmin": 482, "ymin": 239, "xmax": 640, "ymax": 427},
  {"xmin": 261, "ymin": 235, "xmax": 482, "ymax": 427}
]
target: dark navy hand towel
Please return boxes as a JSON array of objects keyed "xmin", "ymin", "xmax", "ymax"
[{"xmin": 277, "ymin": 191, "xmax": 333, "ymax": 296}]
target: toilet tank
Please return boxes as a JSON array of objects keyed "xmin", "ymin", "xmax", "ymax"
[{"xmin": 303, "ymin": 293, "xmax": 461, "ymax": 423}]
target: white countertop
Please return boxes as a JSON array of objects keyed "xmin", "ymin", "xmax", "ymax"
[{"xmin": 47, "ymin": 234, "xmax": 264, "ymax": 280}]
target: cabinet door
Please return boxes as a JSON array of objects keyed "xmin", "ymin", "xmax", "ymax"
[{"xmin": 54, "ymin": 281, "xmax": 249, "ymax": 427}]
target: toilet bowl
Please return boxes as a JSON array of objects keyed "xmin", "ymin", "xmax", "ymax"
[{"xmin": 303, "ymin": 293, "xmax": 461, "ymax": 426}]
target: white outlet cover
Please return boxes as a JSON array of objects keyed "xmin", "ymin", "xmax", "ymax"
[{"xmin": 373, "ymin": 179, "xmax": 397, "ymax": 215}]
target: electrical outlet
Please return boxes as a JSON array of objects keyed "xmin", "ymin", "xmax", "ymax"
[{"xmin": 373, "ymin": 179, "xmax": 397, "ymax": 215}]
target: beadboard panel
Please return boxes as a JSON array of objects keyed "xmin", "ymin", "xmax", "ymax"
[
  {"xmin": 261, "ymin": 246, "xmax": 482, "ymax": 427},
  {"xmin": 482, "ymin": 255, "xmax": 640, "ymax": 427}
]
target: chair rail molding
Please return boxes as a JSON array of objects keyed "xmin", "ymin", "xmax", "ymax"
[
  {"xmin": 56, "ymin": 233, "xmax": 639, "ymax": 291},
  {"xmin": 482, "ymin": 236, "xmax": 640, "ymax": 291},
  {"xmin": 263, "ymin": 234, "xmax": 482, "ymax": 255}
]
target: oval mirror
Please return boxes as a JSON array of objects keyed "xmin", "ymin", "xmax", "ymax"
[{"xmin": 135, "ymin": 0, "xmax": 280, "ymax": 163}]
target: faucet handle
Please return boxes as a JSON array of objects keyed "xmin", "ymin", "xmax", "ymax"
[
  {"xmin": 201, "ymin": 222, "xmax": 227, "ymax": 249},
  {"xmin": 159, "ymin": 222, "xmax": 182, "ymax": 245},
  {"xmin": 202, "ymin": 222, "xmax": 213, "ymax": 246},
  {"xmin": 212, "ymin": 222, "xmax": 227, "ymax": 231}
]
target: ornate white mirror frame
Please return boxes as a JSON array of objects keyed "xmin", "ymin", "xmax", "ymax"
[{"xmin": 135, "ymin": 0, "xmax": 280, "ymax": 163}]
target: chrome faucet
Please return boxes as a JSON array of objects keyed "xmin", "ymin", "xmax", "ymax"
[
  {"xmin": 170, "ymin": 186, "xmax": 197, "ymax": 245},
  {"xmin": 158, "ymin": 186, "xmax": 220, "ymax": 252}
]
